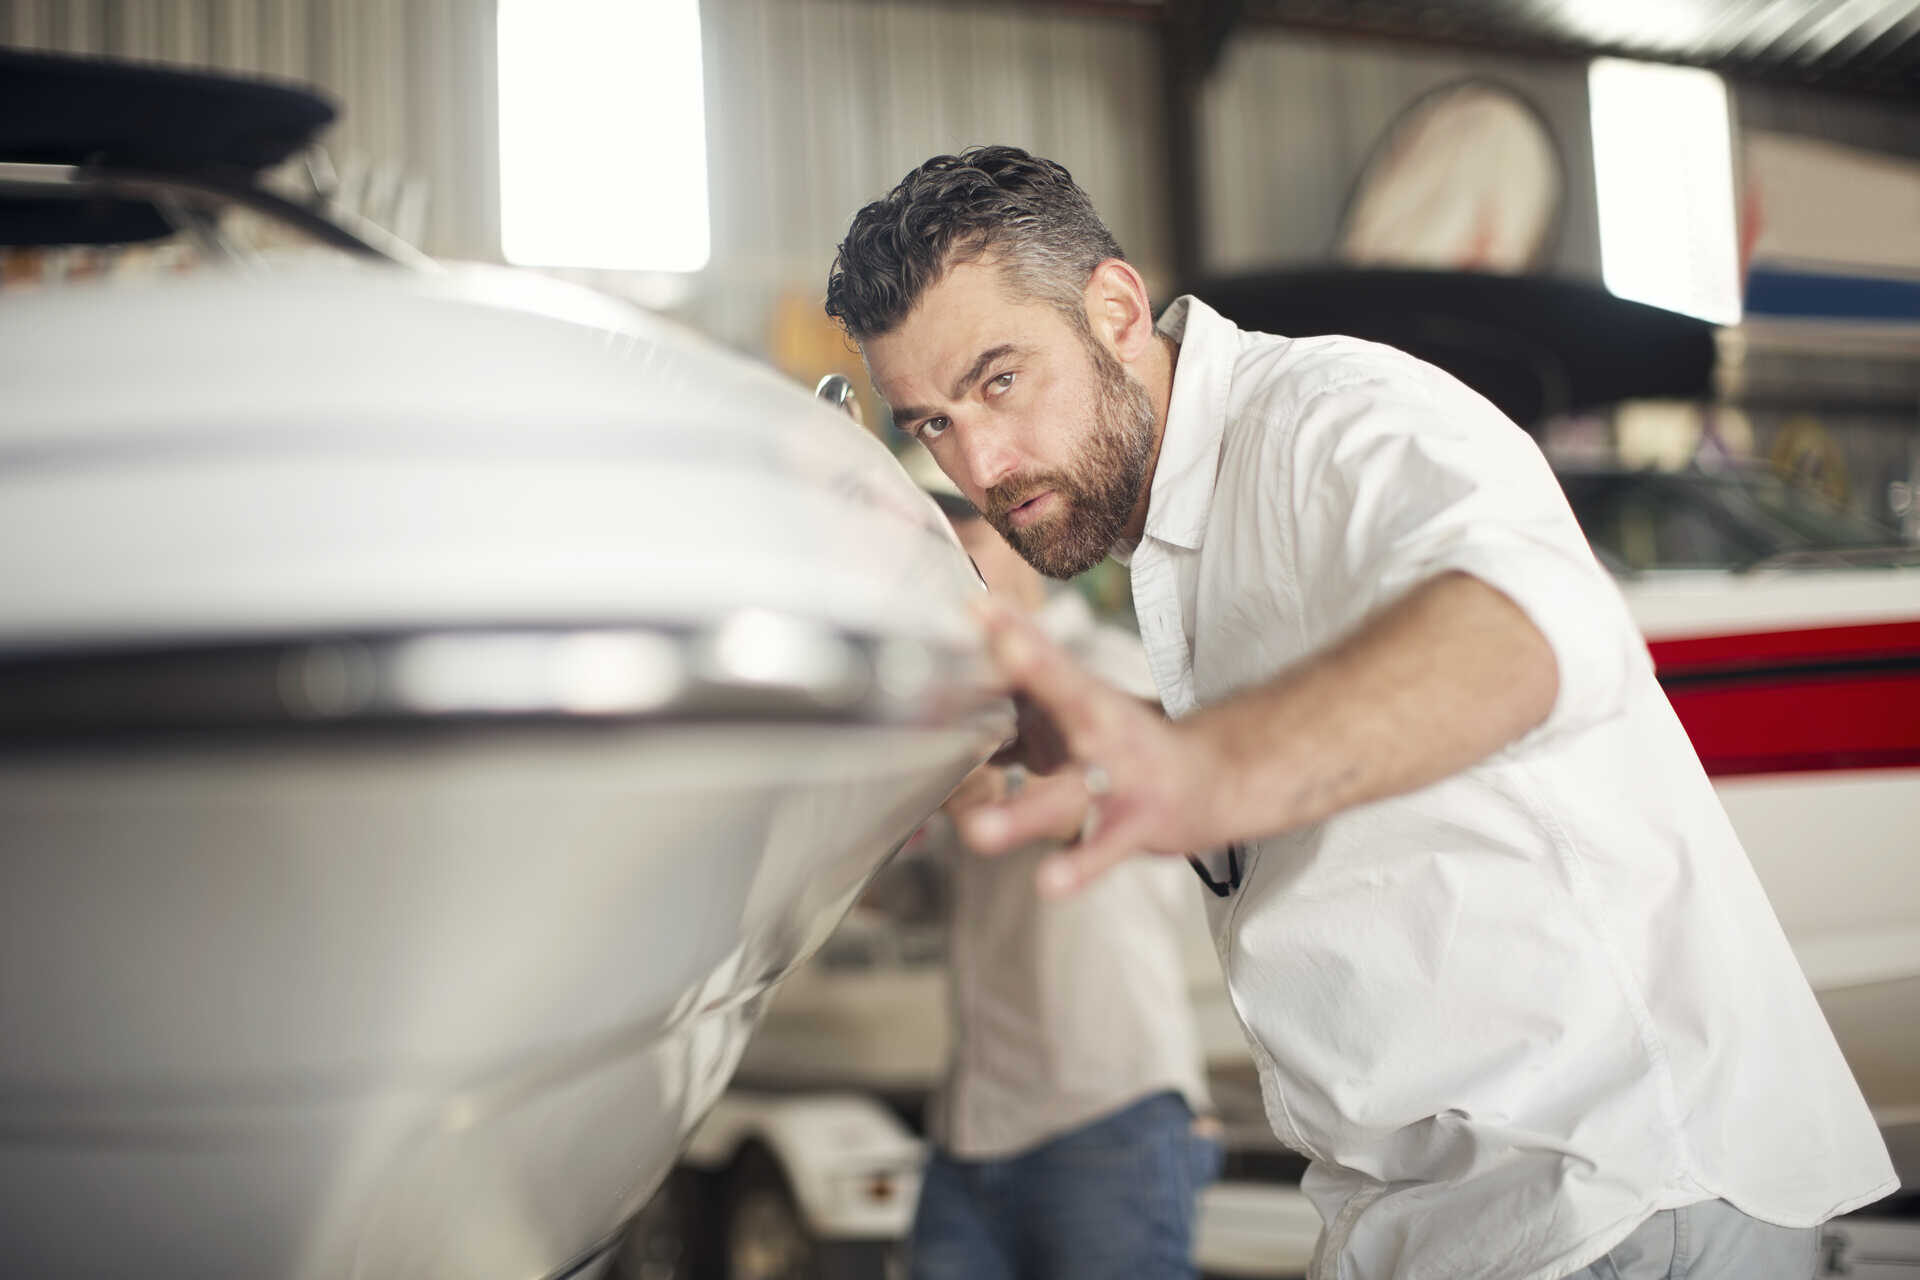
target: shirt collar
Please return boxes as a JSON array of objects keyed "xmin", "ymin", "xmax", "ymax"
[{"xmin": 1139, "ymin": 295, "xmax": 1236, "ymax": 552}]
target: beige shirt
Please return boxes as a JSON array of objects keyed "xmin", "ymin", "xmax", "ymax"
[
  {"xmin": 927, "ymin": 590, "xmax": 1212, "ymax": 1160},
  {"xmin": 1125, "ymin": 296, "xmax": 1892, "ymax": 1280}
]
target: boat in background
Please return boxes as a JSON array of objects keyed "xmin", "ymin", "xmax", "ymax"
[
  {"xmin": 0, "ymin": 261, "xmax": 1009, "ymax": 1279},
  {"xmin": 1560, "ymin": 464, "xmax": 1920, "ymax": 1160}
]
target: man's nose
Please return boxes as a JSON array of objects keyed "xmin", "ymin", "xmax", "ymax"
[{"xmin": 954, "ymin": 420, "xmax": 1019, "ymax": 496}]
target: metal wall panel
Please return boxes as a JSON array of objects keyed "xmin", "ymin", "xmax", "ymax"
[
  {"xmin": 701, "ymin": 0, "xmax": 1167, "ymax": 270},
  {"xmin": 1, "ymin": 0, "xmax": 1166, "ymax": 350},
  {"xmin": 1199, "ymin": 28, "xmax": 1604, "ymax": 281},
  {"xmin": 0, "ymin": 0, "xmax": 501, "ymax": 260},
  {"xmin": 8, "ymin": 1, "xmax": 1913, "ymax": 352},
  {"xmin": 1735, "ymin": 77, "xmax": 1920, "ymax": 161},
  {"xmin": 1199, "ymin": 24, "xmax": 1920, "ymax": 284},
  {"xmin": 692, "ymin": 0, "xmax": 1168, "ymax": 346}
]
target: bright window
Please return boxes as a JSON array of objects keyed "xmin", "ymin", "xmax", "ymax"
[
  {"xmin": 1589, "ymin": 58, "xmax": 1740, "ymax": 325},
  {"xmin": 497, "ymin": 0, "xmax": 711, "ymax": 272}
]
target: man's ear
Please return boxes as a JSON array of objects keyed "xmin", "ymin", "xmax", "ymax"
[{"xmin": 1083, "ymin": 258, "xmax": 1156, "ymax": 364}]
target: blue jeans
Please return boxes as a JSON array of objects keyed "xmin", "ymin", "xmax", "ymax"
[{"xmin": 909, "ymin": 1092, "xmax": 1223, "ymax": 1280}]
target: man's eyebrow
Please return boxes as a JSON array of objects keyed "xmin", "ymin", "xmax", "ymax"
[
  {"xmin": 889, "ymin": 343, "xmax": 1030, "ymax": 428},
  {"xmin": 947, "ymin": 343, "xmax": 1025, "ymax": 402}
]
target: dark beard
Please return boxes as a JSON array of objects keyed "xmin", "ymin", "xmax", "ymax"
[{"xmin": 980, "ymin": 340, "xmax": 1155, "ymax": 580}]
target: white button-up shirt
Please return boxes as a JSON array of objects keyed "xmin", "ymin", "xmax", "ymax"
[{"xmin": 1121, "ymin": 297, "xmax": 1894, "ymax": 1280}]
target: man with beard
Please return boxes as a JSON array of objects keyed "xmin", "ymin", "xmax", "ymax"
[
  {"xmin": 895, "ymin": 450, "xmax": 1219, "ymax": 1280},
  {"xmin": 824, "ymin": 146, "xmax": 1892, "ymax": 1280}
]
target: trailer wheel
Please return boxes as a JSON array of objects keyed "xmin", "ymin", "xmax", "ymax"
[
  {"xmin": 724, "ymin": 1147, "xmax": 894, "ymax": 1280},
  {"xmin": 615, "ymin": 1168, "xmax": 722, "ymax": 1280}
]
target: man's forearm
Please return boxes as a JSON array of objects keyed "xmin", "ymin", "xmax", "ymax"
[{"xmin": 1178, "ymin": 571, "xmax": 1559, "ymax": 845}]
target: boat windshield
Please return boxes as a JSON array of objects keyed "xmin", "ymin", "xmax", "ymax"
[{"xmin": 1558, "ymin": 468, "xmax": 1906, "ymax": 572}]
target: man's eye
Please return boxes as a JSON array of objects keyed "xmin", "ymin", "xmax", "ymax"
[
  {"xmin": 916, "ymin": 417, "xmax": 950, "ymax": 441},
  {"xmin": 987, "ymin": 372, "xmax": 1016, "ymax": 394}
]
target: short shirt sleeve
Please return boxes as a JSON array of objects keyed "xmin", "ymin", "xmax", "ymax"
[{"xmin": 1278, "ymin": 367, "xmax": 1647, "ymax": 746}]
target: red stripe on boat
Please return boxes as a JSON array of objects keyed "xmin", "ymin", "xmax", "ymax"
[
  {"xmin": 1646, "ymin": 620, "xmax": 1920, "ymax": 777},
  {"xmin": 1648, "ymin": 619, "xmax": 1920, "ymax": 673}
]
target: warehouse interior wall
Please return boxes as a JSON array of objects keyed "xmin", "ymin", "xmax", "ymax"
[
  {"xmin": 3, "ymin": 0, "xmax": 1916, "ymax": 365},
  {"xmin": 1197, "ymin": 27, "xmax": 1604, "ymax": 283}
]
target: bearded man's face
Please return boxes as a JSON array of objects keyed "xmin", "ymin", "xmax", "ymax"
[
  {"xmin": 971, "ymin": 336, "xmax": 1154, "ymax": 578},
  {"xmin": 862, "ymin": 260, "xmax": 1158, "ymax": 580}
]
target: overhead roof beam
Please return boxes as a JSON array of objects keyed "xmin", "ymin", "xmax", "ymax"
[{"xmin": 1030, "ymin": 0, "xmax": 1920, "ymax": 97}]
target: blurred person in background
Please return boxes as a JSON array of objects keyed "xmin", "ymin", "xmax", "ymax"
[
  {"xmin": 825, "ymin": 146, "xmax": 1892, "ymax": 1280},
  {"xmin": 900, "ymin": 446, "xmax": 1220, "ymax": 1280}
]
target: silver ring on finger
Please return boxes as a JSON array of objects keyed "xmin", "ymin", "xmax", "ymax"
[
  {"xmin": 1003, "ymin": 763, "xmax": 1029, "ymax": 799},
  {"xmin": 1078, "ymin": 762, "xmax": 1110, "ymax": 844}
]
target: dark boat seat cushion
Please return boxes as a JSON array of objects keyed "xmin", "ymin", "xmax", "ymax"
[{"xmin": 0, "ymin": 46, "xmax": 336, "ymax": 245}]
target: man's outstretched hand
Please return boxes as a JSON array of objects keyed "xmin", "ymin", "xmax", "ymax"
[
  {"xmin": 958, "ymin": 571, "xmax": 1562, "ymax": 899},
  {"xmin": 960, "ymin": 597, "xmax": 1223, "ymax": 898}
]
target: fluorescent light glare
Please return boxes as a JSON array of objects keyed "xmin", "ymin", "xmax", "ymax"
[
  {"xmin": 1590, "ymin": 58, "xmax": 1741, "ymax": 325},
  {"xmin": 498, "ymin": 0, "xmax": 711, "ymax": 272}
]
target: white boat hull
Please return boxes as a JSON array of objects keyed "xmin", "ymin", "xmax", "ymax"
[
  {"xmin": 0, "ymin": 264, "xmax": 1011, "ymax": 1274},
  {"xmin": 0, "ymin": 719, "xmax": 1002, "ymax": 1276},
  {"xmin": 1622, "ymin": 573, "xmax": 1920, "ymax": 1152}
]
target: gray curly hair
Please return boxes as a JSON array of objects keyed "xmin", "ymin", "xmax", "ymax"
[{"xmin": 824, "ymin": 145, "xmax": 1125, "ymax": 342}]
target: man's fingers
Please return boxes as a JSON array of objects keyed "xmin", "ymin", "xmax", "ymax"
[
  {"xmin": 971, "ymin": 598, "xmax": 1115, "ymax": 753},
  {"xmin": 1035, "ymin": 815, "xmax": 1147, "ymax": 898},
  {"xmin": 954, "ymin": 770, "xmax": 1088, "ymax": 854},
  {"xmin": 959, "ymin": 599, "xmax": 1172, "ymax": 894},
  {"xmin": 988, "ymin": 694, "xmax": 1071, "ymax": 774}
]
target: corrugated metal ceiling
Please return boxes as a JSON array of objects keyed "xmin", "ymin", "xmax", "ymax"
[{"xmin": 1059, "ymin": 0, "xmax": 1920, "ymax": 97}]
